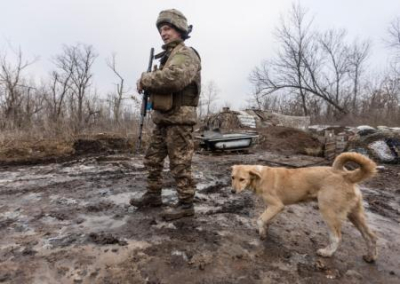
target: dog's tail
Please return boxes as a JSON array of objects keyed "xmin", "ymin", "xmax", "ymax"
[{"xmin": 332, "ymin": 152, "xmax": 377, "ymax": 183}]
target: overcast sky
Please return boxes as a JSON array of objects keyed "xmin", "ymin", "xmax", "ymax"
[{"xmin": 1, "ymin": 0, "xmax": 400, "ymax": 110}]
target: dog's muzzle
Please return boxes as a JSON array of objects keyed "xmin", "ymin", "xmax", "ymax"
[{"xmin": 231, "ymin": 188, "xmax": 236, "ymax": 194}]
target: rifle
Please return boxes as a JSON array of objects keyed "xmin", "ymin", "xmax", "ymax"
[{"xmin": 136, "ymin": 47, "xmax": 154, "ymax": 153}]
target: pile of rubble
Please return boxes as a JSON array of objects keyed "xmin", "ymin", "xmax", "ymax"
[
  {"xmin": 203, "ymin": 107, "xmax": 310, "ymax": 131},
  {"xmin": 347, "ymin": 126, "xmax": 400, "ymax": 163},
  {"xmin": 200, "ymin": 108, "xmax": 400, "ymax": 163},
  {"xmin": 309, "ymin": 125, "xmax": 400, "ymax": 163},
  {"xmin": 198, "ymin": 108, "xmax": 319, "ymax": 154}
]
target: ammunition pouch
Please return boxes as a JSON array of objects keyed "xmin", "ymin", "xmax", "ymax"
[
  {"xmin": 151, "ymin": 93, "xmax": 173, "ymax": 111},
  {"xmin": 151, "ymin": 83, "xmax": 199, "ymax": 112},
  {"xmin": 174, "ymin": 83, "xmax": 199, "ymax": 108}
]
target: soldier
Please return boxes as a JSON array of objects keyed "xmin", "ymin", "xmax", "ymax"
[{"xmin": 130, "ymin": 9, "xmax": 201, "ymax": 221}]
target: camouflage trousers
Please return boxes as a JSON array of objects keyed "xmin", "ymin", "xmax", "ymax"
[{"xmin": 144, "ymin": 124, "xmax": 195, "ymax": 203}]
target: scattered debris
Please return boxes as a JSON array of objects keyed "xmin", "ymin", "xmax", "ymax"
[
  {"xmin": 203, "ymin": 108, "xmax": 310, "ymax": 130},
  {"xmin": 346, "ymin": 126, "xmax": 400, "ymax": 163}
]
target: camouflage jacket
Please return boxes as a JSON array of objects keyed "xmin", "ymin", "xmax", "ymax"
[{"xmin": 140, "ymin": 40, "xmax": 201, "ymax": 125}]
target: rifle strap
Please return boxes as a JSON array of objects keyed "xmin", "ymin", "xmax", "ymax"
[{"xmin": 190, "ymin": 47, "xmax": 201, "ymax": 61}]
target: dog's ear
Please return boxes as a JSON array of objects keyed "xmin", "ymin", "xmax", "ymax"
[{"xmin": 249, "ymin": 169, "xmax": 261, "ymax": 180}]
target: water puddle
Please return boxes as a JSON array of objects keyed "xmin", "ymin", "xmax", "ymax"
[
  {"xmin": 79, "ymin": 215, "xmax": 129, "ymax": 231},
  {"xmin": 106, "ymin": 192, "xmax": 135, "ymax": 205}
]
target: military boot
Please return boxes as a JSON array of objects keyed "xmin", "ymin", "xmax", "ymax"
[
  {"xmin": 160, "ymin": 201, "xmax": 194, "ymax": 221},
  {"xmin": 129, "ymin": 192, "xmax": 162, "ymax": 208}
]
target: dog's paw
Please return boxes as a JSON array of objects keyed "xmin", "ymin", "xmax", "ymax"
[
  {"xmin": 317, "ymin": 248, "xmax": 333, "ymax": 258},
  {"xmin": 258, "ymin": 228, "xmax": 267, "ymax": 240},
  {"xmin": 256, "ymin": 219, "xmax": 268, "ymax": 240}
]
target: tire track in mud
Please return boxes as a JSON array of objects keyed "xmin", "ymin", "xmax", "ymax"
[{"xmin": 364, "ymin": 189, "xmax": 400, "ymax": 221}]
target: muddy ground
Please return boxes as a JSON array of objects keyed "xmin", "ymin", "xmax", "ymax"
[{"xmin": 0, "ymin": 148, "xmax": 400, "ymax": 284}]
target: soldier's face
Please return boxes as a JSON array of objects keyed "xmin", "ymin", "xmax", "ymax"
[{"xmin": 159, "ymin": 24, "xmax": 182, "ymax": 44}]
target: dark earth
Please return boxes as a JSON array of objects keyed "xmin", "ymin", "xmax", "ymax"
[{"xmin": 0, "ymin": 136, "xmax": 399, "ymax": 283}]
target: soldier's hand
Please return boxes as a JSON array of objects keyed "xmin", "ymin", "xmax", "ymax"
[{"xmin": 136, "ymin": 79, "xmax": 143, "ymax": 94}]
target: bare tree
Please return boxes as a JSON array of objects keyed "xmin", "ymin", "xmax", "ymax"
[
  {"xmin": 84, "ymin": 90, "xmax": 103, "ymax": 127},
  {"xmin": 249, "ymin": 4, "xmax": 364, "ymax": 119},
  {"xmin": 201, "ymin": 80, "xmax": 220, "ymax": 116},
  {"xmin": 319, "ymin": 29, "xmax": 349, "ymax": 105},
  {"xmin": 106, "ymin": 53, "xmax": 128, "ymax": 124},
  {"xmin": 0, "ymin": 47, "xmax": 36, "ymax": 128},
  {"xmin": 197, "ymin": 94, "xmax": 206, "ymax": 118},
  {"xmin": 381, "ymin": 17, "xmax": 400, "ymax": 124},
  {"xmin": 249, "ymin": 89, "xmax": 282, "ymax": 112},
  {"xmin": 387, "ymin": 17, "xmax": 400, "ymax": 79},
  {"xmin": 54, "ymin": 44, "xmax": 97, "ymax": 131},
  {"xmin": 274, "ymin": 3, "xmax": 315, "ymax": 115},
  {"xmin": 22, "ymin": 83, "xmax": 45, "ymax": 126},
  {"xmin": 249, "ymin": 88, "xmax": 263, "ymax": 110},
  {"xmin": 347, "ymin": 39, "xmax": 370, "ymax": 113},
  {"xmin": 387, "ymin": 17, "xmax": 400, "ymax": 53},
  {"xmin": 46, "ymin": 61, "xmax": 74, "ymax": 123}
]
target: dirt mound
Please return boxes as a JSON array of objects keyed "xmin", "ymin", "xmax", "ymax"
[
  {"xmin": 0, "ymin": 133, "xmax": 137, "ymax": 166},
  {"xmin": 0, "ymin": 128, "xmax": 322, "ymax": 165},
  {"xmin": 73, "ymin": 133, "xmax": 133, "ymax": 155},
  {"xmin": 0, "ymin": 140, "xmax": 74, "ymax": 165},
  {"xmin": 256, "ymin": 126, "xmax": 322, "ymax": 155}
]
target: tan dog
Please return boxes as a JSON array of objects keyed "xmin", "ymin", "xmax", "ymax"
[{"xmin": 231, "ymin": 152, "xmax": 378, "ymax": 262}]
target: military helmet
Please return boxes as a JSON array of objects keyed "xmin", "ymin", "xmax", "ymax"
[{"xmin": 156, "ymin": 9, "xmax": 189, "ymax": 33}]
